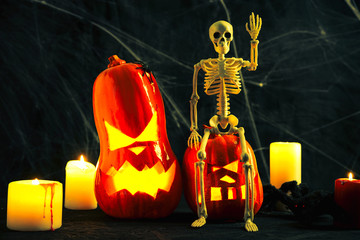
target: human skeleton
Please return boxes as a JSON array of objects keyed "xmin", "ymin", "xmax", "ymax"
[{"xmin": 187, "ymin": 13, "xmax": 262, "ymax": 232}]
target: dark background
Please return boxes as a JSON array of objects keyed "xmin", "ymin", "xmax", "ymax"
[{"xmin": 1, "ymin": 0, "xmax": 360, "ymax": 200}]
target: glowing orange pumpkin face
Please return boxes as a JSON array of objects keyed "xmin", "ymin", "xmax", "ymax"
[
  {"xmin": 93, "ymin": 56, "xmax": 182, "ymax": 218},
  {"xmin": 183, "ymin": 134, "xmax": 263, "ymax": 220},
  {"xmin": 101, "ymin": 110, "xmax": 177, "ymax": 199},
  {"xmin": 207, "ymin": 159, "xmax": 245, "ymax": 202}
]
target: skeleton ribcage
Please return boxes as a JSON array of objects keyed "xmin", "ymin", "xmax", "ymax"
[
  {"xmin": 203, "ymin": 59, "xmax": 241, "ymax": 95},
  {"xmin": 202, "ymin": 59, "xmax": 242, "ymax": 116}
]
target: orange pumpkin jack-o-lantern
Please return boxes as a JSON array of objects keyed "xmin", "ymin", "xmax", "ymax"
[
  {"xmin": 183, "ymin": 134, "xmax": 263, "ymax": 220},
  {"xmin": 93, "ymin": 56, "xmax": 182, "ymax": 218}
]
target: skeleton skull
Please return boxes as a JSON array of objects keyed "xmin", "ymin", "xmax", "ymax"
[{"xmin": 209, "ymin": 20, "xmax": 233, "ymax": 55}]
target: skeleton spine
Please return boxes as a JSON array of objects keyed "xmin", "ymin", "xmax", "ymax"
[{"xmin": 217, "ymin": 79, "xmax": 230, "ymax": 117}]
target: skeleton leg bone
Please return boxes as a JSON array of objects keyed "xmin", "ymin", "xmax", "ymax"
[
  {"xmin": 191, "ymin": 128, "xmax": 211, "ymax": 228},
  {"xmin": 237, "ymin": 127, "xmax": 258, "ymax": 232},
  {"xmin": 244, "ymin": 163, "xmax": 257, "ymax": 232}
]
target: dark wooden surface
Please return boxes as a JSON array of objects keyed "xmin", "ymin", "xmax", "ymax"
[{"xmin": 1, "ymin": 197, "xmax": 359, "ymax": 240}]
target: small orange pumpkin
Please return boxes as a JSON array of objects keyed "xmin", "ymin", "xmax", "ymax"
[{"xmin": 183, "ymin": 134, "xmax": 263, "ymax": 220}]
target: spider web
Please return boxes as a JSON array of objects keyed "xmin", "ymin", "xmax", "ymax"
[{"xmin": 0, "ymin": 0, "xmax": 359, "ymax": 195}]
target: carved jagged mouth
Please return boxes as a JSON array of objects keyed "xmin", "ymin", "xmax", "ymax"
[{"xmin": 104, "ymin": 160, "xmax": 176, "ymax": 199}]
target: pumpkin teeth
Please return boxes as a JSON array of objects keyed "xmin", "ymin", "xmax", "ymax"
[{"xmin": 105, "ymin": 161, "xmax": 176, "ymax": 198}]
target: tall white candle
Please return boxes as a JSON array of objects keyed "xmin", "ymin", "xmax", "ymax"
[
  {"xmin": 65, "ymin": 155, "xmax": 97, "ymax": 210},
  {"xmin": 7, "ymin": 179, "xmax": 63, "ymax": 231},
  {"xmin": 270, "ymin": 142, "xmax": 301, "ymax": 189}
]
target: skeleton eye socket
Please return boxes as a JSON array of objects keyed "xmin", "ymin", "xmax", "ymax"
[
  {"xmin": 213, "ymin": 32, "xmax": 221, "ymax": 39},
  {"xmin": 225, "ymin": 32, "xmax": 231, "ymax": 38}
]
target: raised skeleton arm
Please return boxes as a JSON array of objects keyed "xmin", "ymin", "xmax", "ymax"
[{"xmin": 245, "ymin": 12, "xmax": 262, "ymax": 71}]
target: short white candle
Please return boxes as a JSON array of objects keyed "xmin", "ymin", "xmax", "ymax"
[
  {"xmin": 65, "ymin": 155, "xmax": 97, "ymax": 210},
  {"xmin": 7, "ymin": 179, "xmax": 63, "ymax": 231},
  {"xmin": 270, "ymin": 142, "xmax": 301, "ymax": 189}
]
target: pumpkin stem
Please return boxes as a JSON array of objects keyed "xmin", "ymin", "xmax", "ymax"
[{"xmin": 108, "ymin": 55, "xmax": 126, "ymax": 68}]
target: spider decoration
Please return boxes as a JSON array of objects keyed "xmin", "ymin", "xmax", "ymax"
[
  {"xmin": 134, "ymin": 61, "xmax": 155, "ymax": 84},
  {"xmin": 261, "ymin": 181, "xmax": 346, "ymax": 226}
]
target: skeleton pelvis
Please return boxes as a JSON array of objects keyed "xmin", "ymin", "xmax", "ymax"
[
  {"xmin": 182, "ymin": 134, "xmax": 263, "ymax": 220},
  {"xmin": 209, "ymin": 114, "xmax": 239, "ymax": 132}
]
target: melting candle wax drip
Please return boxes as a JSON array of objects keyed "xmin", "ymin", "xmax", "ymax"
[{"xmin": 40, "ymin": 183, "xmax": 56, "ymax": 231}]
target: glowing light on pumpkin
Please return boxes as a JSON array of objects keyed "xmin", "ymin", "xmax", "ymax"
[
  {"xmin": 228, "ymin": 187, "xmax": 236, "ymax": 200},
  {"xmin": 212, "ymin": 166, "xmax": 221, "ymax": 172},
  {"xmin": 105, "ymin": 161, "xmax": 177, "ymax": 198},
  {"xmin": 211, "ymin": 187, "xmax": 222, "ymax": 201},
  {"xmin": 223, "ymin": 160, "xmax": 239, "ymax": 172},
  {"xmin": 349, "ymin": 172, "xmax": 353, "ymax": 180},
  {"xmin": 220, "ymin": 175, "xmax": 236, "ymax": 183},
  {"xmin": 128, "ymin": 146, "xmax": 146, "ymax": 155},
  {"xmin": 212, "ymin": 160, "xmax": 239, "ymax": 173},
  {"xmin": 241, "ymin": 185, "xmax": 246, "ymax": 200},
  {"xmin": 105, "ymin": 111, "xmax": 159, "ymax": 151},
  {"xmin": 210, "ymin": 186, "xmax": 246, "ymax": 201}
]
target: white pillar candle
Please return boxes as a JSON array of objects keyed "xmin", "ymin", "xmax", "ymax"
[
  {"xmin": 7, "ymin": 179, "xmax": 63, "ymax": 231},
  {"xmin": 65, "ymin": 155, "xmax": 97, "ymax": 210},
  {"xmin": 270, "ymin": 142, "xmax": 301, "ymax": 189}
]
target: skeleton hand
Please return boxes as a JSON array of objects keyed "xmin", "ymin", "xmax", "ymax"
[
  {"xmin": 188, "ymin": 130, "xmax": 202, "ymax": 149},
  {"xmin": 246, "ymin": 12, "xmax": 262, "ymax": 41}
]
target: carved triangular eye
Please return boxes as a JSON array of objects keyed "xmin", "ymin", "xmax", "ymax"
[
  {"xmin": 105, "ymin": 121, "xmax": 136, "ymax": 151},
  {"xmin": 104, "ymin": 111, "xmax": 159, "ymax": 151},
  {"xmin": 136, "ymin": 111, "xmax": 159, "ymax": 142},
  {"xmin": 212, "ymin": 166, "xmax": 221, "ymax": 172},
  {"xmin": 223, "ymin": 160, "xmax": 239, "ymax": 173}
]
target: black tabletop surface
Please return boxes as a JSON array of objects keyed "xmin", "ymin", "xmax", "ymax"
[{"xmin": 1, "ymin": 197, "xmax": 359, "ymax": 240}]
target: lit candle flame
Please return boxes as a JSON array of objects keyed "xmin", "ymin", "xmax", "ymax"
[
  {"xmin": 78, "ymin": 154, "xmax": 88, "ymax": 170},
  {"xmin": 349, "ymin": 172, "xmax": 353, "ymax": 180},
  {"xmin": 32, "ymin": 178, "xmax": 40, "ymax": 185}
]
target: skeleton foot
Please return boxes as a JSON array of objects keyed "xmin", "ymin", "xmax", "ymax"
[
  {"xmin": 191, "ymin": 216, "xmax": 206, "ymax": 228},
  {"xmin": 244, "ymin": 219, "xmax": 258, "ymax": 232}
]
